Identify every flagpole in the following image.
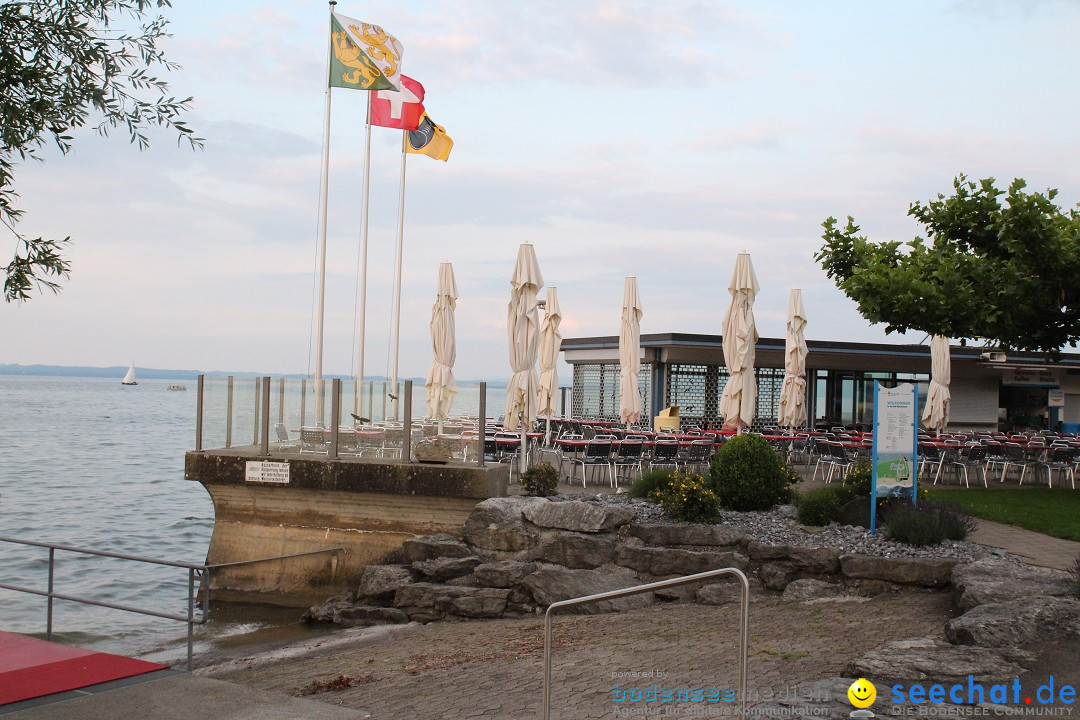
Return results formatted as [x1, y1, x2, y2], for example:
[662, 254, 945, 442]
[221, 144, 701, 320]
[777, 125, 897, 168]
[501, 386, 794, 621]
[389, 127, 408, 420]
[314, 0, 337, 426]
[355, 100, 373, 416]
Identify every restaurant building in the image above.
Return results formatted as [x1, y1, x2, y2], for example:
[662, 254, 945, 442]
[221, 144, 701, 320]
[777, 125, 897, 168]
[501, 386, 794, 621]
[561, 333, 1080, 433]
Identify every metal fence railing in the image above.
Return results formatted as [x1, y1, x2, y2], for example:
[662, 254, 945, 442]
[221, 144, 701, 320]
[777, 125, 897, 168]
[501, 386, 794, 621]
[541, 567, 750, 720]
[0, 536, 344, 671]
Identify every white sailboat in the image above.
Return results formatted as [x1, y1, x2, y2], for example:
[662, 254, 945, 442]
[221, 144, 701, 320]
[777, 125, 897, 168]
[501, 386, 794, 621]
[121, 362, 138, 386]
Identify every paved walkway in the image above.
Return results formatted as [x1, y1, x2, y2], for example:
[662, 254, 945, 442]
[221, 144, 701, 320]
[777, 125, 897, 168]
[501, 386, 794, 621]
[969, 518, 1080, 570]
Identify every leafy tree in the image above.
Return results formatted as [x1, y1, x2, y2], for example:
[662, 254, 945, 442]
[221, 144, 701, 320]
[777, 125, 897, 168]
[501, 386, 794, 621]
[816, 176, 1080, 356]
[1, 0, 201, 302]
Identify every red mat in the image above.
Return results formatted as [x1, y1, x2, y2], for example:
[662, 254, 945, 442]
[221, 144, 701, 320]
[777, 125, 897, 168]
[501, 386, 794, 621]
[0, 631, 169, 705]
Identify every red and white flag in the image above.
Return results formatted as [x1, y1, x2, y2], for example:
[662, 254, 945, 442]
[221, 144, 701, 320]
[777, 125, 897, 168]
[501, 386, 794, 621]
[369, 75, 425, 130]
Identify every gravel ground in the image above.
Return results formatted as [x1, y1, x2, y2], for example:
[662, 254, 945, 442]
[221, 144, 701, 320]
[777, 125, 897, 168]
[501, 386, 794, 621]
[554, 492, 1020, 564]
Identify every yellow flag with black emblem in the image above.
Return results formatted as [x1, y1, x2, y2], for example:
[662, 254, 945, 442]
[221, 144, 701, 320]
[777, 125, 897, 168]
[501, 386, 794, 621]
[406, 114, 453, 161]
[329, 13, 402, 91]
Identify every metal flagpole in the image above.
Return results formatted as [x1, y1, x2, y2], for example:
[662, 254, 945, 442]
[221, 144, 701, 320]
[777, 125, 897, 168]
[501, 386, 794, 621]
[388, 127, 408, 420]
[314, 0, 337, 425]
[355, 100, 373, 416]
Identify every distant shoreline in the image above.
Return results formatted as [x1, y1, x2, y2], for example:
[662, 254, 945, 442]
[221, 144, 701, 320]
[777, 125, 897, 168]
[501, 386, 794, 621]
[0, 364, 507, 384]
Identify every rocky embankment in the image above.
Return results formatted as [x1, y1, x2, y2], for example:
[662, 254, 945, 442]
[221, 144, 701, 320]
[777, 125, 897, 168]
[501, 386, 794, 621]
[304, 494, 1080, 716]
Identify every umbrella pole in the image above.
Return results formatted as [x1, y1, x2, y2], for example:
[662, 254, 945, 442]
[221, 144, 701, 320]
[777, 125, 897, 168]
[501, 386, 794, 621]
[520, 416, 528, 476]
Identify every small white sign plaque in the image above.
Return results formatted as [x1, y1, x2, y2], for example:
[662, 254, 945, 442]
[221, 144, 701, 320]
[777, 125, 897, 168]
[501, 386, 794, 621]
[245, 460, 290, 484]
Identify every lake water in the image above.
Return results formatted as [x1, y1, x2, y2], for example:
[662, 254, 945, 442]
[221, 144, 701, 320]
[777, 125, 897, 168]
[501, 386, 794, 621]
[0, 375, 509, 664]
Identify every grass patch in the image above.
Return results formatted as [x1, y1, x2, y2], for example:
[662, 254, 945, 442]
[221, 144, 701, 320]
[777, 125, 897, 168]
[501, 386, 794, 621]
[924, 486, 1080, 541]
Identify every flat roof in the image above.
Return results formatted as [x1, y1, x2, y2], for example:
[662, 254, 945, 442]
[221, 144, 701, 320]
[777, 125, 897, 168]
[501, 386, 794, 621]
[561, 332, 1080, 368]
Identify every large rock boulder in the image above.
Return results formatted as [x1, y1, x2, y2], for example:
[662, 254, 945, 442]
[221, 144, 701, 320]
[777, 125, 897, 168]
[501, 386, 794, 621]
[534, 531, 619, 569]
[616, 545, 747, 576]
[302, 589, 356, 624]
[357, 564, 414, 604]
[747, 542, 841, 574]
[945, 597, 1080, 648]
[411, 556, 482, 582]
[520, 564, 651, 614]
[332, 605, 410, 627]
[758, 562, 800, 591]
[840, 554, 955, 588]
[843, 638, 1035, 682]
[463, 496, 547, 553]
[627, 524, 744, 547]
[952, 558, 1075, 610]
[522, 500, 635, 533]
[781, 579, 855, 604]
[393, 582, 510, 621]
[469, 560, 538, 588]
[401, 533, 474, 563]
[695, 577, 761, 606]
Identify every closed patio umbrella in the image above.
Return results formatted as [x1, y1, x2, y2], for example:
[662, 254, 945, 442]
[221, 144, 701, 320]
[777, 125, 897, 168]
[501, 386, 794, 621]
[922, 335, 951, 431]
[719, 252, 759, 432]
[537, 286, 562, 443]
[426, 262, 458, 425]
[505, 244, 544, 473]
[619, 277, 643, 427]
[777, 288, 808, 429]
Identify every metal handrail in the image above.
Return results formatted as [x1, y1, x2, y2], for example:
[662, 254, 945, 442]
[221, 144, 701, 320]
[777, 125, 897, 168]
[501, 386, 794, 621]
[541, 567, 750, 720]
[0, 536, 345, 671]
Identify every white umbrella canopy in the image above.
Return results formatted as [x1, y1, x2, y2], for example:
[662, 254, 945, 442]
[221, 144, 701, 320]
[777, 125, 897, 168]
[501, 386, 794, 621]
[505, 244, 544, 432]
[425, 262, 458, 420]
[922, 335, 952, 431]
[719, 252, 760, 431]
[537, 286, 562, 420]
[777, 288, 808, 429]
[619, 277, 643, 426]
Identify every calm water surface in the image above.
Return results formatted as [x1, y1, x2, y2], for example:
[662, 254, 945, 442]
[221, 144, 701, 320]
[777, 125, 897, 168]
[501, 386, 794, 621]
[0, 375, 509, 664]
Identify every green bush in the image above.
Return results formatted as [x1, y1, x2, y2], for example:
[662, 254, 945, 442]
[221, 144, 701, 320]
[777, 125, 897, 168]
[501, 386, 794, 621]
[708, 434, 794, 511]
[654, 470, 722, 523]
[627, 469, 676, 499]
[518, 462, 559, 497]
[795, 486, 848, 526]
[881, 499, 977, 546]
[840, 460, 873, 500]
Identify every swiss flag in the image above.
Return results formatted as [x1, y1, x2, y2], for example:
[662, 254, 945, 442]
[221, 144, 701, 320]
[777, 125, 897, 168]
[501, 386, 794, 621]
[369, 75, 425, 130]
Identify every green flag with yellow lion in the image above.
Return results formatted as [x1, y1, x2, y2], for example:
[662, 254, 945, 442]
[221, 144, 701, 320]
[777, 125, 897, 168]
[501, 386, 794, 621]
[329, 13, 402, 92]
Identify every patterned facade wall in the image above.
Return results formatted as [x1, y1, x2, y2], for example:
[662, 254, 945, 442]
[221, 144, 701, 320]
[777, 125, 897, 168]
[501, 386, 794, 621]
[666, 364, 785, 428]
[572, 362, 783, 427]
[572, 363, 652, 422]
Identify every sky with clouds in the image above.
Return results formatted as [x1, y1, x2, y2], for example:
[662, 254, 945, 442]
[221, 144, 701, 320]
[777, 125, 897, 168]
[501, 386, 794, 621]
[4, 0, 1080, 382]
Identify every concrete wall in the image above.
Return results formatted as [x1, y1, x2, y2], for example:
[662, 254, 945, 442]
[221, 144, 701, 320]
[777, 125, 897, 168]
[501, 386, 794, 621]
[185, 452, 509, 606]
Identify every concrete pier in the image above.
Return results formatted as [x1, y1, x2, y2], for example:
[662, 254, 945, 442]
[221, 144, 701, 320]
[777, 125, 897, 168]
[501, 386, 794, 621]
[185, 450, 508, 606]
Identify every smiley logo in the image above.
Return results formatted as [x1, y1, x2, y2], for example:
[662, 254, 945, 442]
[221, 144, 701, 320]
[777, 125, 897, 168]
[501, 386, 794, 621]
[847, 678, 876, 708]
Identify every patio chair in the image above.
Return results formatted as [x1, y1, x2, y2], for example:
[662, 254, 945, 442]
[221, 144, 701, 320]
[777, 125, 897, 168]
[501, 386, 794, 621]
[381, 427, 405, 459]
[355, 427, 386, 457]
[1000, 443, 1033, 484]
[551, 434, 583, 482]
[917, 443, 944, 484]
[299, 426, 328, 455]
[274, 422, 299, 452]
[680, 439, 715, 474]
[823, 442, 853, 483]
[649, 440, 680, 472]
[1034, 446, 1075, 489]
[572, 440, 613, 487]
[336, 426, 359, 455]
[939, 445, 987, 488]
[610, 441, 645, 488]
[982, 441, 1007, 479]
